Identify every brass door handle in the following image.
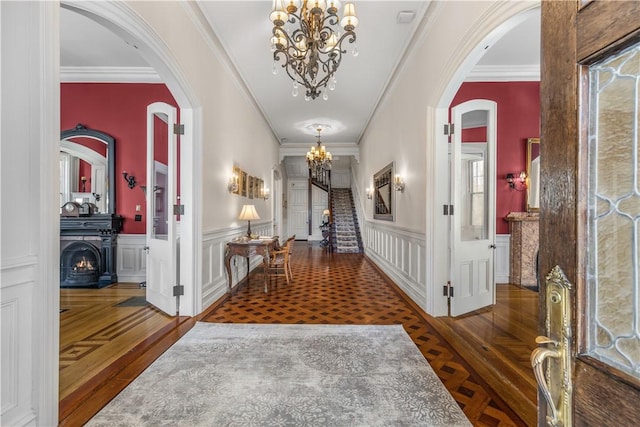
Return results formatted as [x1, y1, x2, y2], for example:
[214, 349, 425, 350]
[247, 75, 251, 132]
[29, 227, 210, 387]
[531, 338, 561, 425]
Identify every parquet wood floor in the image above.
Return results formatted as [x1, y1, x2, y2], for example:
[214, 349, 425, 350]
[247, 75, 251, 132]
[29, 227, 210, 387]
[203, 243, 536, 426]
[59, 242, 538, 426]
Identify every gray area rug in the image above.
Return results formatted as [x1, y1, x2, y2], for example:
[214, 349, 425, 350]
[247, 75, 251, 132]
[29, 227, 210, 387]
[88, 323, 470, 426]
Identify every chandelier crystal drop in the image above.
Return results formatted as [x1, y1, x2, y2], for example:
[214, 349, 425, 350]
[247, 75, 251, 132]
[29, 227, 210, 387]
[270, 0, 359, 100]
[306, 127, 332, 170]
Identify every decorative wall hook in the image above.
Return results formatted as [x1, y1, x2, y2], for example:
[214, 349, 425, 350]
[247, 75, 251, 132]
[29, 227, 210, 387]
[122, 171, 136, 189]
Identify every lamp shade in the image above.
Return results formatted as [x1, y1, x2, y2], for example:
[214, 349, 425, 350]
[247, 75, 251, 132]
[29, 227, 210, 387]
[238, 205, 260, 221]
[323, 209, 330, 216]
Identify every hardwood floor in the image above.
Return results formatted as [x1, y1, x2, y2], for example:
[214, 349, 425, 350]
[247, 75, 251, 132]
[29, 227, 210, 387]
[59, 242, 538, 426]
[59, 284, 194, 425]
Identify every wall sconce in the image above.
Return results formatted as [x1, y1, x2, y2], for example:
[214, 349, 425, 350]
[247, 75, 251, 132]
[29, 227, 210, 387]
[122, 171, 136, 189]
[365, 187, 373, 199]
[228, 173, 239, 193]
[506, 171, 527, 191]
[81, 176, 87, 192]
[262, 188, 270, 200]
[393, 175, 405, 192]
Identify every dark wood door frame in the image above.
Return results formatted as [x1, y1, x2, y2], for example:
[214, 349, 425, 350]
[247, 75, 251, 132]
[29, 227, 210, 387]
[540, 1, 640, 425]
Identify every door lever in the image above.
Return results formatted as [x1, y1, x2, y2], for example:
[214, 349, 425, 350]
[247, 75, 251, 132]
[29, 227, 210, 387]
[529, 266, 573, 427]
[489, 244, 497, 249]
[143, 245, 149, 254]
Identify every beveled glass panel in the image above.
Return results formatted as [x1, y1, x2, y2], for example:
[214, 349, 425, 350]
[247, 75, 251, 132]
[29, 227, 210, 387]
[587, 42, 640, 377]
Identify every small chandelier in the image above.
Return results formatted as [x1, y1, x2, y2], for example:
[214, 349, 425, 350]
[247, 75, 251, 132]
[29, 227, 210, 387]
[270, 0, 359, 101]
[306, 127, 332, 170]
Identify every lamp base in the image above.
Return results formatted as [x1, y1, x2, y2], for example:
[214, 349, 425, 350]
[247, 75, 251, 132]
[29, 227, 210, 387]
[246, 220, 252, 238]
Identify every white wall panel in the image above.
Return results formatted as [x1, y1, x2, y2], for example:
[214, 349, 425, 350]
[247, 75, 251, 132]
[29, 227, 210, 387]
[362, 220, 427, 310]
[117, 234, 147, 283]
[1, 262, 37, 426]
[495, 234, 510, 283]
[201, 222, 273, 310]
[331, 170, 351, 188]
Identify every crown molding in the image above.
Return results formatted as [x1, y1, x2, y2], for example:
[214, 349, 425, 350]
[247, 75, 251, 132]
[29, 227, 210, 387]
[60, 66, 161, 83]
[465, 64, 540, 82]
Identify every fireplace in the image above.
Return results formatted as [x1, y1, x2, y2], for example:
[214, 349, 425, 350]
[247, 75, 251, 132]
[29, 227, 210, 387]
[60, 214, 123, 288]
[61, 241, 101, 287]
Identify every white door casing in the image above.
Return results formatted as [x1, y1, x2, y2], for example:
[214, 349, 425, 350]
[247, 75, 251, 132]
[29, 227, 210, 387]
[450, 99, 497, 316]
[146, 102, 178, 316]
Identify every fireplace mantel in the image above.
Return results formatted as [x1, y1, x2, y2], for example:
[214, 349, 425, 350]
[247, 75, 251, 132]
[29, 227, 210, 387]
[505, 212, 539, 289]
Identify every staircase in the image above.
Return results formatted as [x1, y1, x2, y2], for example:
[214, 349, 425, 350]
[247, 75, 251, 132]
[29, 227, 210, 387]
[330, 188, 363, 253]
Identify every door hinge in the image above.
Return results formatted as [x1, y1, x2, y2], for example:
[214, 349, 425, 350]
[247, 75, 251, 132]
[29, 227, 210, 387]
[173, 124, 184, 135]
[173, 285, 184, 296]
[443, 281, 454, 298]
[444, 123, 454, 136]
[173, 204, 184, 215]
[443, 204, 454, 215]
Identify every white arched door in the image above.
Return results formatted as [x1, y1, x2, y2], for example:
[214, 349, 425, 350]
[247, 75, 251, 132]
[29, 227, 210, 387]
[146, 101, 179, 315]
[450, 99, 497, 316]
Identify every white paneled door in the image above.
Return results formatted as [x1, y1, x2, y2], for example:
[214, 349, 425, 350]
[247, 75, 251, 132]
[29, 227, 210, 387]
[146, 102, 178, 316]
[289, 180, 308, 240]
[450, 100, 497, 316]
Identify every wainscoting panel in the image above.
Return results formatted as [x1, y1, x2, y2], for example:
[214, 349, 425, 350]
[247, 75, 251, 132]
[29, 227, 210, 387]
[201, 222, 273, 310]
[362, 221, 427, 307]
[495, 234, 510, 284]
[0, 259, 37, 426]
[116, 234, 147, 284]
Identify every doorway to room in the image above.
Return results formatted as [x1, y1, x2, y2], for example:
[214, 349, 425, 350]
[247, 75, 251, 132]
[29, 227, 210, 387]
[58, 2, 200, 421]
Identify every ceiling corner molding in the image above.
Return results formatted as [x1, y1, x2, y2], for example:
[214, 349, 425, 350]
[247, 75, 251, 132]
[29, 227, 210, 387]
[60, 66, 161, 83]
[465, 64, 540, 82]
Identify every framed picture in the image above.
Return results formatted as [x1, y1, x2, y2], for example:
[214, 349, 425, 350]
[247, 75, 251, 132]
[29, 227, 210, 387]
[248, 176, 255, 199]
[240, 171, 248, 197]
[254, 178, 261, 200]
[373, 162, 394, 221]
[232, 166, 241, 195]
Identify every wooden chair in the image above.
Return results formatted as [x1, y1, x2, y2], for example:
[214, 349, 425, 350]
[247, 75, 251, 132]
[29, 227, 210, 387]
[267, 235, 295, 286]
[286, 235, 295, 281]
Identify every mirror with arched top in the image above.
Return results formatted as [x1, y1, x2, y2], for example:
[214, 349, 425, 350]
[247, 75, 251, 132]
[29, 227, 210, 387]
[60, 124, 116, 214]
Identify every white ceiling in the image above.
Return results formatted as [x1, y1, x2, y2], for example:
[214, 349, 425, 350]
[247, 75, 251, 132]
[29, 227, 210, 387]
[60, 1, 540, 175]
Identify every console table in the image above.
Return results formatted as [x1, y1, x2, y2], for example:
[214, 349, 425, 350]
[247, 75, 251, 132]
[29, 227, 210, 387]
[224, 237, 279, 293]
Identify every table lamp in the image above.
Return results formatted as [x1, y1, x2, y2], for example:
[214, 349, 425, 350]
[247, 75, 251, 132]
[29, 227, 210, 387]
[238, 204, 260, 237]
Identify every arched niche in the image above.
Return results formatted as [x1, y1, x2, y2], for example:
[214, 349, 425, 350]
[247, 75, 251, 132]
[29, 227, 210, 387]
[61, 123, 116, 214]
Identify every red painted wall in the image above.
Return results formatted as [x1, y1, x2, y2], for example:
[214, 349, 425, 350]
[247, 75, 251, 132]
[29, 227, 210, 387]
[61, 83, 178, 234]
[450, 82, 540, 234]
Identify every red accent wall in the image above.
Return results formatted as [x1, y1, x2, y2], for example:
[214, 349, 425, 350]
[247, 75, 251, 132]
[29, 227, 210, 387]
[61, 83, 178, 234]
[450, 82, 540, 234]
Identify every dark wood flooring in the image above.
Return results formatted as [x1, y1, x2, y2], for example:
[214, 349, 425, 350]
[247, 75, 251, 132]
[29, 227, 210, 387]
[60, 242, 538, 426]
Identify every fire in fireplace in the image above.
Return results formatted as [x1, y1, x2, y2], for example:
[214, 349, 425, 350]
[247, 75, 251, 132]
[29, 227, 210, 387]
[60, 241, 101, 287]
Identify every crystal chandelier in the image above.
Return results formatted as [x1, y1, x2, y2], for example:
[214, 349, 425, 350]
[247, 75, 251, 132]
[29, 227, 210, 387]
[270, 0, 359, 101]
[306, 127, 332, 169]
